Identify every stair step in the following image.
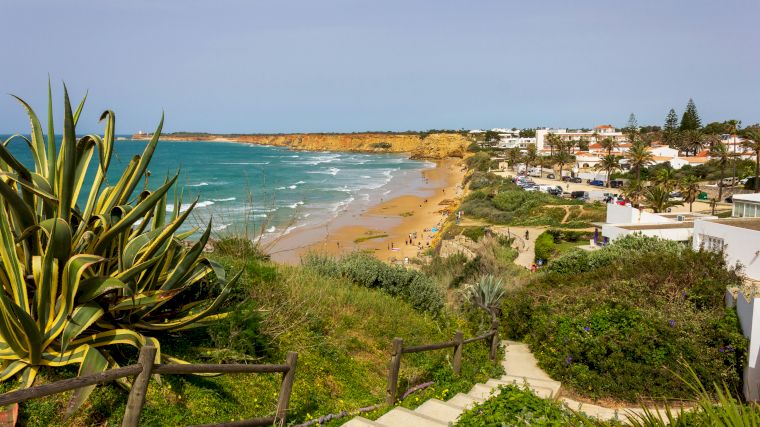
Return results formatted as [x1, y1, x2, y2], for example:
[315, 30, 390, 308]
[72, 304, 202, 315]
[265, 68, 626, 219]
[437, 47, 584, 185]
[494, 375, 562, 397]
[415, 398, 464, 423]
[341, 416, 384, 426]
[467, 383, 498, 400]
[446, 392, 481, 409]
[561, 398, 625, 421]
[376, 407, 447, 427]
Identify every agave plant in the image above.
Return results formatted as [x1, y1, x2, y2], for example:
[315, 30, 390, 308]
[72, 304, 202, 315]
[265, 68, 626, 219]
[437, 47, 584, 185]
[0, 84, 239, 414]
[465, 274, 505, 323]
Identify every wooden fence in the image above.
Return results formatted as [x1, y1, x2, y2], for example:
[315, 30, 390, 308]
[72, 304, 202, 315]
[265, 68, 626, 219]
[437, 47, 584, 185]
[386, 320, 499, 405]
[0, 345, 298, 427]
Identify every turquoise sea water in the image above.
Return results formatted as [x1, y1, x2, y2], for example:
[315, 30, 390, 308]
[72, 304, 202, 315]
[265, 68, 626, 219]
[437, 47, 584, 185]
[1, 136, 430, 236]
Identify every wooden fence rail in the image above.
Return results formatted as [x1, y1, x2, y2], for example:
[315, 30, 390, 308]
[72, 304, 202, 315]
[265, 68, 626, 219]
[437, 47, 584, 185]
[386, 320, 500, 405]
[0, 345, 298, 427]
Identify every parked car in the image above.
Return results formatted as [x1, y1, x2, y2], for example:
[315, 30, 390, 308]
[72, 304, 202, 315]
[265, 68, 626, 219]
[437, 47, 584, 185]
[589, 180, 606, 187]
[571, 177, 583, 183]
[547, 173, 556, 179]
[571, 191, 589, 201]
[719, 177, 736, 187]
[669, 191, 684, 202]
[561, 176, 573, 182]
[610, 179, 627, 189]
[547, 186, 563, 196]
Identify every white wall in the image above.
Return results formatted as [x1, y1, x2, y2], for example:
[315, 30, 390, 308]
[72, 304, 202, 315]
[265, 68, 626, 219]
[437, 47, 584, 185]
[693, 220, 760, 281]
[605, 204, 675, 225]
[729, 291, 760, 401]
[602, 225, 693, 242]
[649, 146, 679, 158]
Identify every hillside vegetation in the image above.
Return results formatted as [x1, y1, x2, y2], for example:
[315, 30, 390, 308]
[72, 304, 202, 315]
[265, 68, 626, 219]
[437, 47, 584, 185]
[12, 245, 501, 426]
[503, 236, 746, 402]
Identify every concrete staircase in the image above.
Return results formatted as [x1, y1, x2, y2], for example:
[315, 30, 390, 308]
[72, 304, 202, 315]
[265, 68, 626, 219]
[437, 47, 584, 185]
[341, 340, 686, 426]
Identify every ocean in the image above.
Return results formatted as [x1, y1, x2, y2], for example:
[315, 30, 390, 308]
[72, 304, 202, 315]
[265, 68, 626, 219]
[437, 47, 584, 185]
[1, 136, 432, 237]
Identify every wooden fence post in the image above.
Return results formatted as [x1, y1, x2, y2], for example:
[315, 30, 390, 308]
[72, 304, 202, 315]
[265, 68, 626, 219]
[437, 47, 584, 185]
[122, 344, 156, 427]
[386, 338, 403, 406]
[275, 351, 298, 426]
[490, 319, 500, 361]
[452, 331, 463, 375]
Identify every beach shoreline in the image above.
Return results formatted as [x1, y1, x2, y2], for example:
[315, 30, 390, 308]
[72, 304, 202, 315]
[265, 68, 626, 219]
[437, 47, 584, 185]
[265, 158, 465, 264]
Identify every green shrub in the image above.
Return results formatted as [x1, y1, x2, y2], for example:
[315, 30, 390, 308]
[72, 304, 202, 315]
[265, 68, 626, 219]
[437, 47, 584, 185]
[455, 384, 595, 426]
[465, 152, 492, 172]
[503, 236, 747, 402]
[371, 142, 392, 149]
[534, 232, 556, 262]
[303, 252, 444, 315]
[462, 226, 486, 242]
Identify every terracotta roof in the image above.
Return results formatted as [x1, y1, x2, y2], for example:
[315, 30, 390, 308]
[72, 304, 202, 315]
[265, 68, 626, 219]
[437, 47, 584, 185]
[682, 156, 710, 163]
[595, 125, 614, 129]
[652, 156, 676, 162]
[696, 150, 710, 157]
[588, 143, 602, 149]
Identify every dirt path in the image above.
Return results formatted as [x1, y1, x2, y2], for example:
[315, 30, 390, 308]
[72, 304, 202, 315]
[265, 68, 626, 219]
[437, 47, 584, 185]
[490, 225, 545, 269]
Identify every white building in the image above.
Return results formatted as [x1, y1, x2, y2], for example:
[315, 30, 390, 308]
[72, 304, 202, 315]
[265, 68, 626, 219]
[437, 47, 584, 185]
[595, 204, 716, 245]
[535, 125, 627, 153]
[733, 193, 760, 218]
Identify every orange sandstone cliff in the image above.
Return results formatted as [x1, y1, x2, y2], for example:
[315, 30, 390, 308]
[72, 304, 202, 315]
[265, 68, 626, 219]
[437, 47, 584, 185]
[130, 132, 471, 159]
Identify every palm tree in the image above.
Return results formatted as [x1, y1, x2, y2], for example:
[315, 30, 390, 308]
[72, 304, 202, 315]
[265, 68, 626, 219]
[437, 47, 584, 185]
[680, 129, 705, 156]
[506, 148, 523, 172]
[651, 168, 678, 191]
[680, 175, 701, 212]
[553, 150, 573, 182]
[709, 141, 732, 201]
[524, 144, 538, 173]
[626, 141, 654, 182]
[595, 154, 620, 188]
[743, 129, 760, 193]
[600, 137, 619, 156]
[577, 136, 589, 152]
[621, 180, 645, 207]
[546, 133, 561, 156]
[642, 185, 683, 213]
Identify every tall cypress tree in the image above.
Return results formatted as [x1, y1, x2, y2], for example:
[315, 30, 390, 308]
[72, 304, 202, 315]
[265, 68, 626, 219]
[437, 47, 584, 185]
[680, 99, 702, 131]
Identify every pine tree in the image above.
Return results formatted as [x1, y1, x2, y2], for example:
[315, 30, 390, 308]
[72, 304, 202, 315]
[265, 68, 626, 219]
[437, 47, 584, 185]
[663, 108, 679, 146]
[664, 109, 679, 132]
[625, 113, 639, 144]
[680, 98, 702, 131]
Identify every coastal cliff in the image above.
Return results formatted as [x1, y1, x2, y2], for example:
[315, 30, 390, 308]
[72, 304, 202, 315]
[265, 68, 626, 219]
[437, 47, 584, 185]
[130, 132, 471, 159]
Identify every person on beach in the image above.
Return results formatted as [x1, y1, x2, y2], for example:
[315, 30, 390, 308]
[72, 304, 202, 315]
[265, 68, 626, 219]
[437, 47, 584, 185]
[525, 230, 530, 240]
[530, 263, 537, 273]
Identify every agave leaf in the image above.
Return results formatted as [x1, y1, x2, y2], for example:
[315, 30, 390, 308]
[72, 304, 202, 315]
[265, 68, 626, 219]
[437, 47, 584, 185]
[110, 288, 185, 311]
[77, 277, 132, 303]
[33, 254, 59, 331]
[46, 79, 56, 185]
[65, 345, 107, 418]
[160, 221, 212, 291]
[0, 360, 27, 382]
[134, 271, 239, 331]
[56, 85, 77, 219]
[72, 90, 87, 126]
[10, 95, 48, 175]
[93, 175, 178, 253]
[60, 303, 104, 353]
[117, 113, 163, 206]
[43, 255, 102, 347]
[38, 218, 72, 259]
[40, 345, 89, 366]
[79, 111, 115, 228]
[19, 365, 38, 388]
[0, 194, 30, 311]
[134, 199, 197, 266]
[70, 328, 149, 349]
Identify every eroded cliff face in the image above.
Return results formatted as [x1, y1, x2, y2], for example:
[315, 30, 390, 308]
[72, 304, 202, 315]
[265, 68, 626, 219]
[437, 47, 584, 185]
[131, 132, 471, 159]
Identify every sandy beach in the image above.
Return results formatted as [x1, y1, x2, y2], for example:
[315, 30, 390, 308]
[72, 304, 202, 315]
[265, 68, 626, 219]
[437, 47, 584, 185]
[267, 158, 465, 264]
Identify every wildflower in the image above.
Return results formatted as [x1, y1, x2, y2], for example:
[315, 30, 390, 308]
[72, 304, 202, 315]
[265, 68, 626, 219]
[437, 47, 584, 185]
[726, 345, 734, 352]
[583, 326, 590, 333]
[564, 355, 573, 366]
[668, 319, 675, 327]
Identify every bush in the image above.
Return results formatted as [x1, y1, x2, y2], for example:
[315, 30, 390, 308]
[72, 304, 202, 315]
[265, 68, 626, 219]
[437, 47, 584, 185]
[465, 152, 492, 172]
[371, 141, 392, 149]
[533, 232, 556, 262]
[462, 226, 486, 242]
[302, 252, 445, 315]
[455, 385, 594, 426]
[503, 236, 747, 402]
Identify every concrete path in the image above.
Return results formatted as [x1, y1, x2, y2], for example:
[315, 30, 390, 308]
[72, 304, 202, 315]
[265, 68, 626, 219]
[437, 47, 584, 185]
[341, 341, 686, 426]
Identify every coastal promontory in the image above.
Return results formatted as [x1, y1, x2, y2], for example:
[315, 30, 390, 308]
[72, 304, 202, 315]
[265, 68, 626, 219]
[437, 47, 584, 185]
[130, 131, 471, 159]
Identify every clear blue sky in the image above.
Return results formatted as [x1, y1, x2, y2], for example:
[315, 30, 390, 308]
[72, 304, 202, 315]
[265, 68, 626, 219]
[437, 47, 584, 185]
[1, 0, 758, 134]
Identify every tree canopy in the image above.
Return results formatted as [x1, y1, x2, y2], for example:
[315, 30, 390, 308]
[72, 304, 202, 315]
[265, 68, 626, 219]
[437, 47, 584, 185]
[680, 98, 702, 131]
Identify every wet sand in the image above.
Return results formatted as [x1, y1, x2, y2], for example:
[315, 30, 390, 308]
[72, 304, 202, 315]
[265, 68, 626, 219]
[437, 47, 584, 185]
[267, 158, 465, 264]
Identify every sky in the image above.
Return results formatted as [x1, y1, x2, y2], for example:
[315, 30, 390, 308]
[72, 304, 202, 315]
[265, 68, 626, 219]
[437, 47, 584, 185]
[1, 0, 758, 134]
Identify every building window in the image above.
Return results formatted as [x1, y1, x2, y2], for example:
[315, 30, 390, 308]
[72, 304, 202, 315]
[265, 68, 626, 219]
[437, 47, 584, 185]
[701, 234, 724, 252]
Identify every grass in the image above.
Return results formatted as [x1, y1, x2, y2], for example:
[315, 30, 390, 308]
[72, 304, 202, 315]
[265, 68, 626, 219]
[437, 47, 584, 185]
[11, 251, 502, 426]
